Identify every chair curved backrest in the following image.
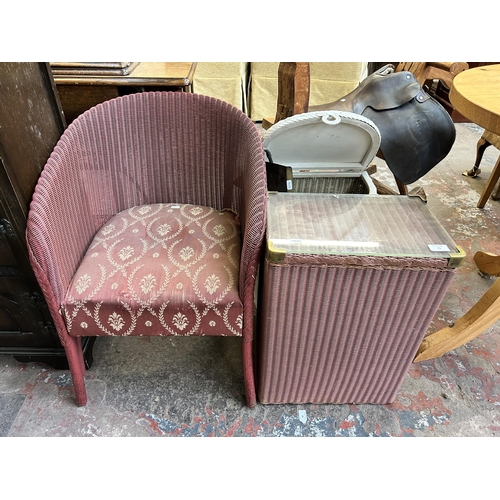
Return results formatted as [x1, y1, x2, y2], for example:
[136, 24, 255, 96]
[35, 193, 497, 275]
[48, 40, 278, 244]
[26, 91, 267, 407]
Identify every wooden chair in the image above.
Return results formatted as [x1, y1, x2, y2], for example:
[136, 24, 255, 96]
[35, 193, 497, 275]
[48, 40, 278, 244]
[395, 62, 468, 91]
[26, 92, 267, 407]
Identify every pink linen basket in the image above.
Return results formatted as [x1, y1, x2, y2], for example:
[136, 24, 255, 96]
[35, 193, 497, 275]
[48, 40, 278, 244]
[258, 193, 464, 405]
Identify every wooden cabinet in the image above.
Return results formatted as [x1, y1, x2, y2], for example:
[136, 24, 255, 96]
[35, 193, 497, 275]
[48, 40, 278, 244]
[0, 62, 94, 368]
[52, 62, 197, 123]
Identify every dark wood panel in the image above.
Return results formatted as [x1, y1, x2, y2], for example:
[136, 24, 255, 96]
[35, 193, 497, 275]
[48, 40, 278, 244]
[0, 277, 51, 345]
[56, 84, 121, 124]
[0, 63, 95, 368]
[0, 63, 66, 219]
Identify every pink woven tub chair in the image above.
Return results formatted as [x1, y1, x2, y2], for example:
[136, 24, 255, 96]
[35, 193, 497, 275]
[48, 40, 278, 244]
[26, 92, 267, 407]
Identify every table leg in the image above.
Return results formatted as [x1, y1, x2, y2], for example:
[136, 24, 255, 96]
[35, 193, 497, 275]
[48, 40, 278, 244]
[477, 154, 500, 207]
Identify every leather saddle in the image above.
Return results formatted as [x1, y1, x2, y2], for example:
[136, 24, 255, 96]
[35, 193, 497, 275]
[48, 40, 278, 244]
[310, 64, 456, 185]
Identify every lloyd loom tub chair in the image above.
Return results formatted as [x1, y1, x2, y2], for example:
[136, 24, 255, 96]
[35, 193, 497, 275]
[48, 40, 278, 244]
[26, 91, 267, 407]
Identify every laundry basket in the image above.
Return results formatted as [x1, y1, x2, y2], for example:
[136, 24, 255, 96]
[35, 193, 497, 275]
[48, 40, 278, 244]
[258, 193, 465, 404]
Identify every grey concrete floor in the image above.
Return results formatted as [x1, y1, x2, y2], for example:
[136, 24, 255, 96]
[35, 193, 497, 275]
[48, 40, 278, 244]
[2, 122, 500, 441]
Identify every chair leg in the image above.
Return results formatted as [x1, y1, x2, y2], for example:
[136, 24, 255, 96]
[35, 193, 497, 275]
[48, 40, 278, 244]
[464, 136, 491, 177]
[492, 183, 500, 201]
[395, 177, 408, 195]
[242, 339, 257, 408]
[64, 336, 88, 406]
[477, 154, 500, 208]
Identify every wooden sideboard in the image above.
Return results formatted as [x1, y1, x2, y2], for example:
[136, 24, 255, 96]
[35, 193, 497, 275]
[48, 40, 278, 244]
[52, 62, 197, 123]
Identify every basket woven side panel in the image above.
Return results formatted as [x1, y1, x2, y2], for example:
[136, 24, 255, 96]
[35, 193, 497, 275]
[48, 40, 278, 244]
[293, 176, 368, 194]
[258, 261, 455, 404]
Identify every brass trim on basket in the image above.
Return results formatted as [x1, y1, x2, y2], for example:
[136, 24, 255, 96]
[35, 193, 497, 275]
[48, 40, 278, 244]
[266, 241, 287, 263]
[448, 246, 466, 268]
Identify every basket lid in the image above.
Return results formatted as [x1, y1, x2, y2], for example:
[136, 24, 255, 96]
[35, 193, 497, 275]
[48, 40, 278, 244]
[266, 193, 465, 267]
[262, 111, 381, 174]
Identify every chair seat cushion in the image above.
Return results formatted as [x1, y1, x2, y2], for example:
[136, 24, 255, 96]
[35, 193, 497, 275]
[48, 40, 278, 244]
[61, 203, 243, 337]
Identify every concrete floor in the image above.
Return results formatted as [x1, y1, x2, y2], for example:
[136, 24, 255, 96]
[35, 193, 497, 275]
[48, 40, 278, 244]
[2, 121, 500, 438]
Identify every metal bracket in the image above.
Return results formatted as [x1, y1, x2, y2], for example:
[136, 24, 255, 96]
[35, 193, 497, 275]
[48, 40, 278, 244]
[266, 241, 287, 263]
[448, 246, 466, 268]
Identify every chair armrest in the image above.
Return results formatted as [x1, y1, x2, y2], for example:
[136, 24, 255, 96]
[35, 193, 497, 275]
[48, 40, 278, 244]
[427, 62, 469, 75]
[27, 169, 107, 309]
[229, 118, 267, 300]
[396, 62, 469, 88]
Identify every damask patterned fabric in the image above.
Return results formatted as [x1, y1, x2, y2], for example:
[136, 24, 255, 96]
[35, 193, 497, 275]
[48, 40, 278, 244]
[60, 203, 243, 338]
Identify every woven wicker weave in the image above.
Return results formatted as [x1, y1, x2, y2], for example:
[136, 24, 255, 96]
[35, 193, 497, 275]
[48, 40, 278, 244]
[26, 92, 267, 407]
[292, 176, 370, 194]
[259, 259, 454, 404]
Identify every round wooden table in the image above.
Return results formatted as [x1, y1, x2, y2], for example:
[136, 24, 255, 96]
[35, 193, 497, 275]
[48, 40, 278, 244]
[450, 64, 500, 208]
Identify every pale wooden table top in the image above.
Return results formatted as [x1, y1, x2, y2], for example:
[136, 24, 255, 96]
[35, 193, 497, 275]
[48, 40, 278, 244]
[54, 62, 197, 87]
[450, 64, 500, 135]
